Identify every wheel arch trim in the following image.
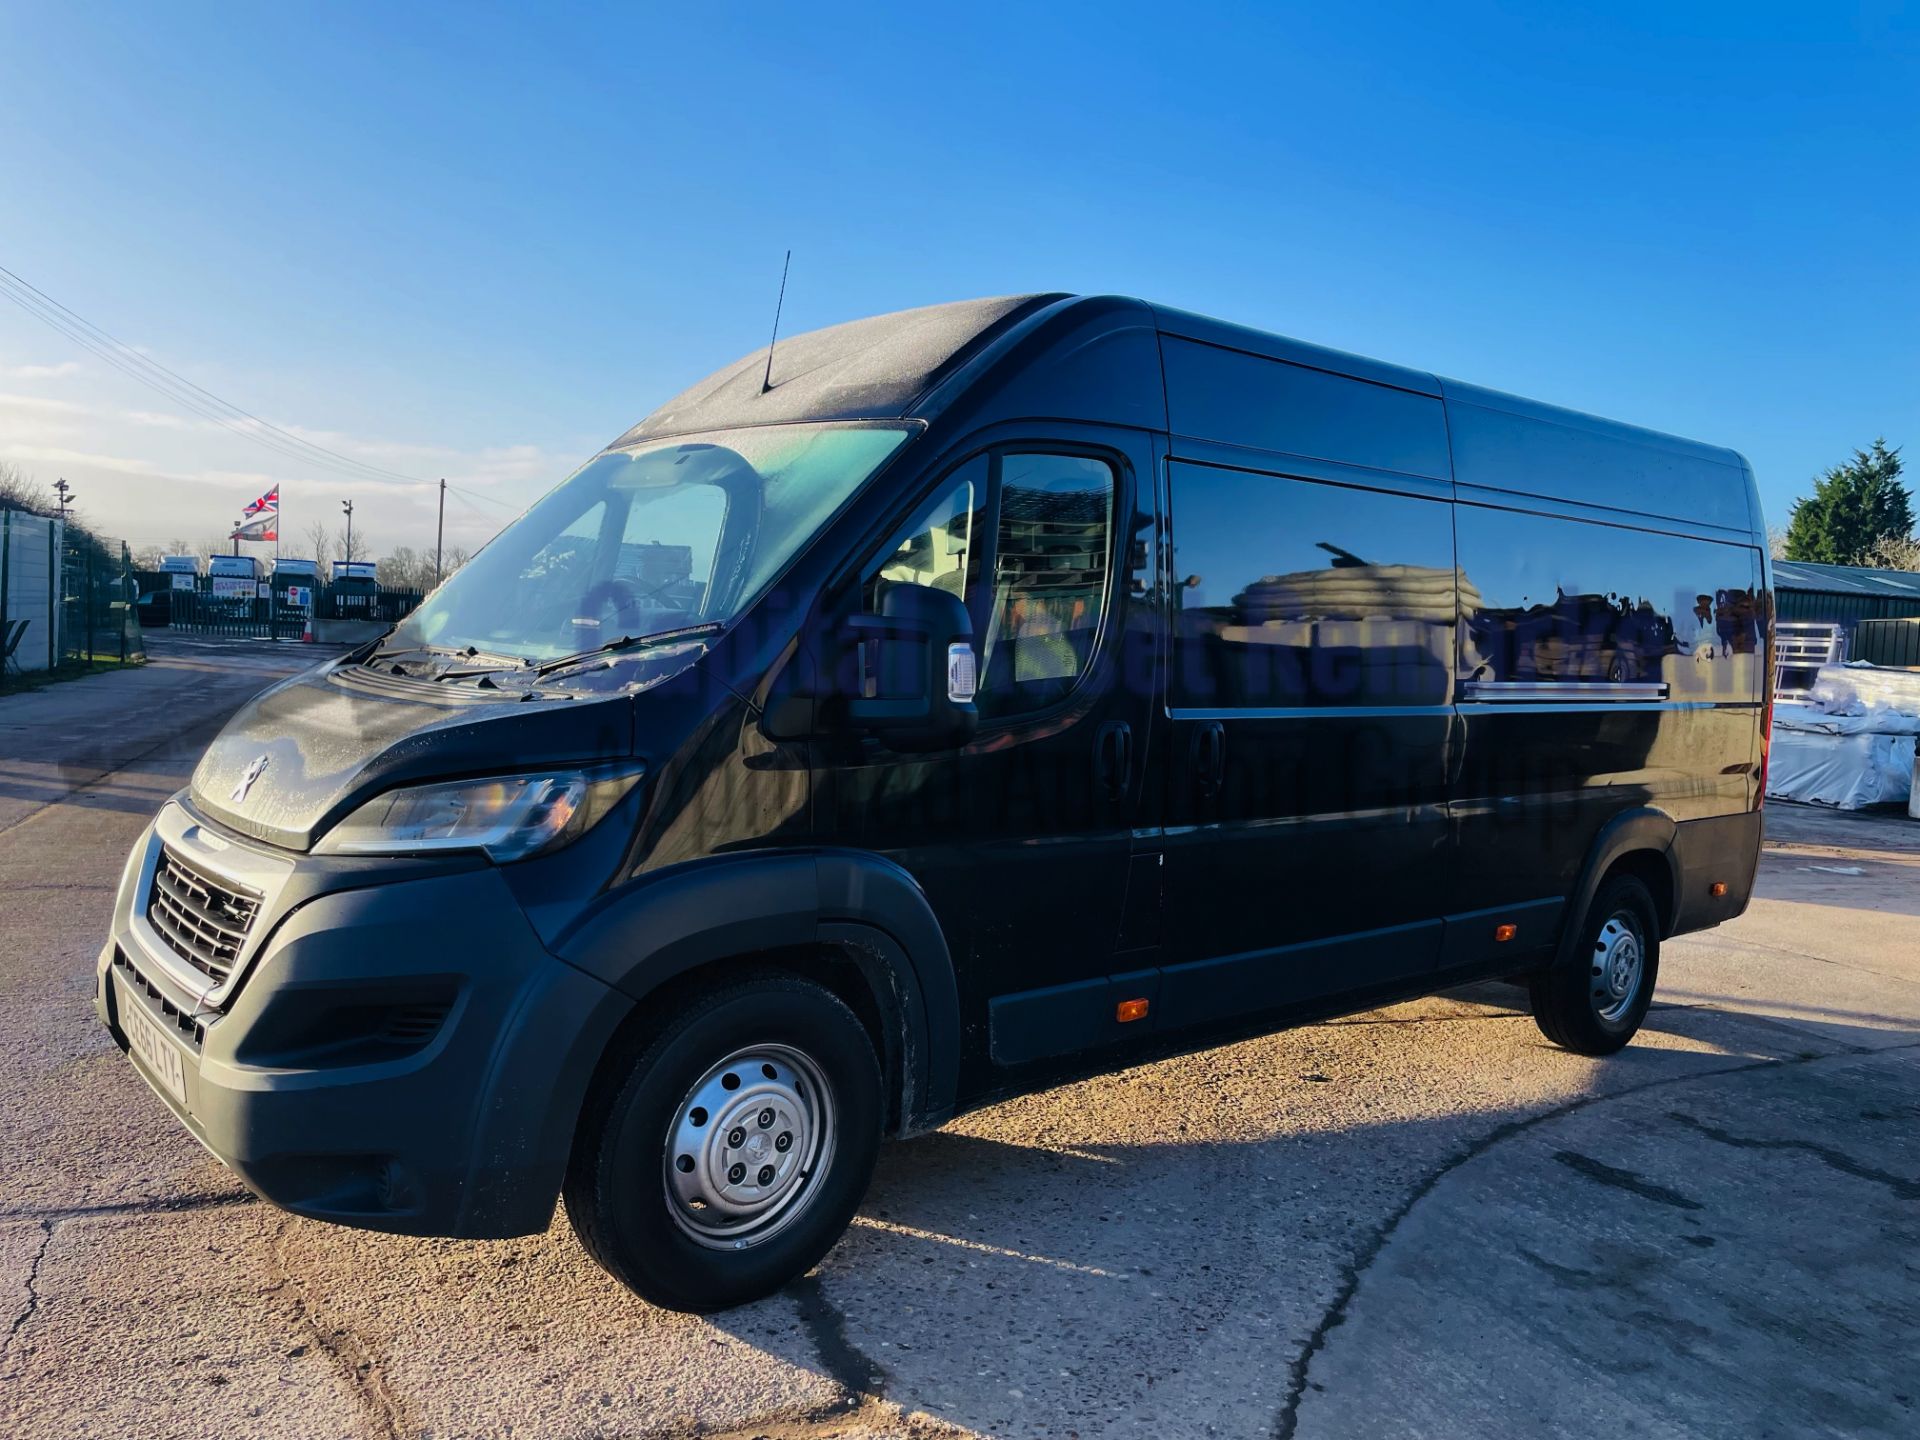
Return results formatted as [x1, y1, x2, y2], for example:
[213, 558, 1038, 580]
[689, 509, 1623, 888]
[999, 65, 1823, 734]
[1556, 807, 1680, 968]
[555, 849, 960, 1132]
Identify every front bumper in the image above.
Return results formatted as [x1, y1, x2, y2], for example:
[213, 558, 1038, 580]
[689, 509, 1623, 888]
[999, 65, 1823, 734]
[96, 799, 632, 1237]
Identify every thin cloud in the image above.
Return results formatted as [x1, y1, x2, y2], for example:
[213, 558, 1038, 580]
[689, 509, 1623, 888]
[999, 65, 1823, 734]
[0, 360, 82, 380]
[1, 444, 174, 478]
[0, 370, 566, 549]
[124, 408, 203, 431]
[0, 390, 88, 414]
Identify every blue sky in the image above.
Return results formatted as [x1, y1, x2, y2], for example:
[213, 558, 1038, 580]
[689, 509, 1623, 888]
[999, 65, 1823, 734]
[0, 2, 1914, 555]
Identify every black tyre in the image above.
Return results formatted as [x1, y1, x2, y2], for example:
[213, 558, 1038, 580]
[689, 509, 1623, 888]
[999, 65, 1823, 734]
[565, 973, 882, 1312]
[1529, 874, 1660, 1056]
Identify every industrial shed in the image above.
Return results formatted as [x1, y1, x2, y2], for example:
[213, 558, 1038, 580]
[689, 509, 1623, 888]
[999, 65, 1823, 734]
[1774, 560, 1920, 628]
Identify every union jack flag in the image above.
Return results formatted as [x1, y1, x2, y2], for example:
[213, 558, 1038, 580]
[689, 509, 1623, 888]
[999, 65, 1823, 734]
[243, 484, 279, 517]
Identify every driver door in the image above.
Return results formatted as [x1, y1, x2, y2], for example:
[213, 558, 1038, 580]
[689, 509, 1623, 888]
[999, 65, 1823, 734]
[816, 431, 1161, 1093]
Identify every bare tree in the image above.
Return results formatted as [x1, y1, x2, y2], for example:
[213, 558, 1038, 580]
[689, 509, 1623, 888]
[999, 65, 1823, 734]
[377, 545, 469, 590]
[1767, 524, 1790, 560]
[0, 460, 50, 515]
[378, 546, 432, 589]
[303, 519, 333, 564]
[1864, 531, 1920, 572]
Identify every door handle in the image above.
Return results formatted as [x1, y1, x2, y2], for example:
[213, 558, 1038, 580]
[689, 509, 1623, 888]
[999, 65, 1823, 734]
[1191, 721, 1225, 800]
[1096, 720, 1133, 802]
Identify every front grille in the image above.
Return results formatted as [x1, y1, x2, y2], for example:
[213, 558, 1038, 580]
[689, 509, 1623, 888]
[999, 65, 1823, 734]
[111, 948, 206, 1048]
[147, 848, 261, 984]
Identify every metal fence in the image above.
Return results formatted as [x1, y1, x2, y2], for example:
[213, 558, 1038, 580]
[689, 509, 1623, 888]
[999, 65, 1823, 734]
[1, 510, 59, 682]
[158, 583, 425, 639]
[166, 591, 310, 640]
[1, 512, 143, 690]
[61, 531, 143, 671]
[1854, 617, 1920, 669]
[318, 585, 425, 623]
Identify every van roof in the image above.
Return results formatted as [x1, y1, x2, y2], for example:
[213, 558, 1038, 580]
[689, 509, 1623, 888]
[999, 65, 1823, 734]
[614, 294, 1749, 526]
[616, 294, 1067, 445]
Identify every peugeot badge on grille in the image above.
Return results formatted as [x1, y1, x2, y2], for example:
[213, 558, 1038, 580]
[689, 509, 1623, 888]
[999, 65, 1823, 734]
[230, 753, 270, 805]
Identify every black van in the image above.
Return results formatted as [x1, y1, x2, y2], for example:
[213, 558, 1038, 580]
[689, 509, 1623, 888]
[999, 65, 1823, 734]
[96, 295, 1773, 1311]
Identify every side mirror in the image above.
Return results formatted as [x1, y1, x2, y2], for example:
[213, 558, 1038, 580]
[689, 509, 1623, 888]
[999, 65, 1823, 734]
[842, 582, 978, 752]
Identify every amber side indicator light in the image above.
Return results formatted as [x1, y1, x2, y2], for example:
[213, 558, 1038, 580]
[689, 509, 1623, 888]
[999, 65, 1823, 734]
[1711, 882, 1728, 897]
[1493, 923, 1517, 943]
[1116, 998, 1150, 1023]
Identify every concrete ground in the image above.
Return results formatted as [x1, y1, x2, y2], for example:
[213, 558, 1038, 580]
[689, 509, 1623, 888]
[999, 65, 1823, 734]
[1, 636, 1915, 1439]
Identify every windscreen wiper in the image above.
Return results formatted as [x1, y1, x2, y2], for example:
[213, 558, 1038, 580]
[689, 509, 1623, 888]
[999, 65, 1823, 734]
[369, 644, 533, 681]
[535, 621, 728, 677]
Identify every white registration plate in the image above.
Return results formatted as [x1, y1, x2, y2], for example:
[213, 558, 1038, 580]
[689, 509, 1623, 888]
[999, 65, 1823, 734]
[125, 1000, 189, 1107]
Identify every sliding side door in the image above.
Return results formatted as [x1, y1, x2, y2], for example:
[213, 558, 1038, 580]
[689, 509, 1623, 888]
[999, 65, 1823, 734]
[1156, 459, 1457, 1028]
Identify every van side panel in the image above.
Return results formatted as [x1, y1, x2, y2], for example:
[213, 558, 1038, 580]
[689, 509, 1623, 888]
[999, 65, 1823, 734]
[1161, 338, 1451, 480]
[917, 296, 1168, 435]
[1443, 379, 1754, 533]
[1448, 390, 1767, 931]
[1156, 331, 1460, 1017]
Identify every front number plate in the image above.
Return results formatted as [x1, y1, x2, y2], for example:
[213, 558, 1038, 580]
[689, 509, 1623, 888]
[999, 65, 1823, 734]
[125, 1001, 188, 1107]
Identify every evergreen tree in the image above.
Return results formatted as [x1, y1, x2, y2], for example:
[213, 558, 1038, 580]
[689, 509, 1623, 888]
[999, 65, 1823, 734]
[1783, 439, 1912, 565]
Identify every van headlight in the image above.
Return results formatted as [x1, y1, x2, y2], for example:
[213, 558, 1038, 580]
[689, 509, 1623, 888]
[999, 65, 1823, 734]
[314, 766, 643, 862]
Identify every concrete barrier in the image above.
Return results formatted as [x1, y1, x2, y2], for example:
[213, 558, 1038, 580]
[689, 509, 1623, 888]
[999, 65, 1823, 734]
[311, 618, 389, 645]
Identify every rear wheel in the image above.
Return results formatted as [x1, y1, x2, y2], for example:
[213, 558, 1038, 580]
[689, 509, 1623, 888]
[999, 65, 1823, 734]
[565, 973, 882, 1312]
[1530, 874, 1660, 1056]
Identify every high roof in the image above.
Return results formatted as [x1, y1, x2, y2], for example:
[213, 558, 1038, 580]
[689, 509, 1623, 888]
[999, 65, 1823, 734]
[1773, 559, 1920, 599]
[611, 292, 1751, 532]
[615, 294, 1066, 444]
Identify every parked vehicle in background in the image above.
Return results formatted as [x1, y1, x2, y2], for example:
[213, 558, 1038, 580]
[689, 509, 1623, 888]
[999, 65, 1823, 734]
[96, 294, 1772, 1313]
[205, 554, 262, 606]
[269, 558, 320, 609]
[328, 558, 380, 615]
[133, 589, 172, 629]
[158, 555, 200, 591]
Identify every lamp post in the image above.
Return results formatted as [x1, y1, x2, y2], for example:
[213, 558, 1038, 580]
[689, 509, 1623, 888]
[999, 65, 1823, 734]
[341, 499, 354, 566]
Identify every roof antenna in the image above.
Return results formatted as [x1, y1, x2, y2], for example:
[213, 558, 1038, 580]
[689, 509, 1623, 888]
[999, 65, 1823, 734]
[761, 249, 791, 394]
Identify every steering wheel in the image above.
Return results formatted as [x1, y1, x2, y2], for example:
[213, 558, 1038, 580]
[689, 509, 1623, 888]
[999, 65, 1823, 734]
[558, 576, 645, 650]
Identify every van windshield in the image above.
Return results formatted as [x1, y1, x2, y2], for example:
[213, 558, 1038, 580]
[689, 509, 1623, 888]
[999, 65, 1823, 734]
[382, 423, 915, 664]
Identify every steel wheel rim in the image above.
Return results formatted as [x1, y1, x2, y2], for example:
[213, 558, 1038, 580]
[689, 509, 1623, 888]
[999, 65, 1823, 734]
[1591, 912, 1644, 1023]
[662, 1043, 836, 1250]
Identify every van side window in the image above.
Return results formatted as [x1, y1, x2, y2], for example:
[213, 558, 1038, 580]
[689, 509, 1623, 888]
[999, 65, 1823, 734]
[978, 454, 1116, 718]
[863, 457, 986, 612]
[1169, 463, 1455, 708]
[1455, 506, 1764, 700]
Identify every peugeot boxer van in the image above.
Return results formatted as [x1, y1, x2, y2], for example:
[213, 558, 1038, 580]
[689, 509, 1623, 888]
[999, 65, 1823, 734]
[97, 295, 1772, 1311]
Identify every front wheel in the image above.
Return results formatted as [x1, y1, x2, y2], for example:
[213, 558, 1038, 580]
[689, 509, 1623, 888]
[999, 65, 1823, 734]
[1530, 874, 1660, 1056]
[565, 973, 882, 1312]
